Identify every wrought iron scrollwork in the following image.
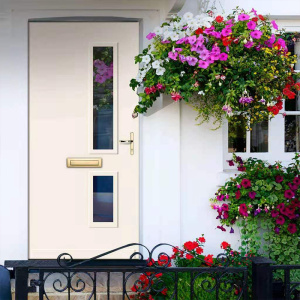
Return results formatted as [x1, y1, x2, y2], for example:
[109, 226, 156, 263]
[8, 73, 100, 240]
[30, 242, 247, 300]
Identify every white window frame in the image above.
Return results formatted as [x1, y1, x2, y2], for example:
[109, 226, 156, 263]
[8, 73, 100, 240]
[223, 19, 300, 170]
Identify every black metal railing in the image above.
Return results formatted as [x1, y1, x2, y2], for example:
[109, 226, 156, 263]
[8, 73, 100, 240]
[271, 265, 300, 300]
[5, 244, 300, 299]
[6, 243, 248, 300]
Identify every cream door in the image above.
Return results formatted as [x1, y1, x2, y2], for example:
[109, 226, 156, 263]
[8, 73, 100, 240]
[29, 22, 139, 259]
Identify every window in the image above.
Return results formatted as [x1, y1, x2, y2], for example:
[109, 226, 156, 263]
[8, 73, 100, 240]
[224, 21, 300, 169]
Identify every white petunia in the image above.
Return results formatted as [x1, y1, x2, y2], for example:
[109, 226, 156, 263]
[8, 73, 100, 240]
[139, 69, 147, 78]
[152, 60, 161, 69]
[154, 26, 163, 35]
[171, 22, 181, 29]
[141, 55, 151, 64]
[169, 32, 180, 41]
[183, 12, 193, 21]
[136, 74, 144, 83]
[187, 19, 198, 30]
[156, 67, 166, 76]
[198, 90, 205, 95]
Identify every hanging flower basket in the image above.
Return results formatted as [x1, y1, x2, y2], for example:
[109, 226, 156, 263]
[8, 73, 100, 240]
[130, 8, 300, 129]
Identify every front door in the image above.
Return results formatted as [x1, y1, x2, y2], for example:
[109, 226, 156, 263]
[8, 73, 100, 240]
[29, 22, 139, 259]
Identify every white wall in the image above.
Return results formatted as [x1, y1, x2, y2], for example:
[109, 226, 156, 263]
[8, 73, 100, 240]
[1, 0, 300, 264]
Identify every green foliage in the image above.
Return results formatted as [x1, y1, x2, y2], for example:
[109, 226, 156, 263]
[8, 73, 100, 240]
[211, 153, 300, 281]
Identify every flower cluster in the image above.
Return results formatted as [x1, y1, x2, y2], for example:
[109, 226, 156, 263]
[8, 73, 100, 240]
[93, 59, 113, 84]
[130, 8, 299, 128]
[212, 153, 300, 235]
[130, 236, 250, 299]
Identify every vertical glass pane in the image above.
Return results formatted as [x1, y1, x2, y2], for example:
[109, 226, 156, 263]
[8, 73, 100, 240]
[93, 176, 113, 222]
[285, 115, 300, 152]
[93, 47, 114, 150]
[250, 121, 268, 152]
[228, 117, 246, 153]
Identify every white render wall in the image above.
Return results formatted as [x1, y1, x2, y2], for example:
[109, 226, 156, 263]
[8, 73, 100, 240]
[1, 0, 300, 264]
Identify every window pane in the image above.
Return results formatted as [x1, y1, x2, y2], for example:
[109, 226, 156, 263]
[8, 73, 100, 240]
[228, 117, 246, 153]
[93, 47, 114, 150]
[285, 92, 300, 111]
[250, 120, 268, 152]
[93, 176, 114, 222]
[286, 33, 300, 70]
[285, 115, 300, 152]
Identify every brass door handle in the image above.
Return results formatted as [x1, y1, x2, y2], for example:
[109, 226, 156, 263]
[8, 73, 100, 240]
[119, 132, 134, 155]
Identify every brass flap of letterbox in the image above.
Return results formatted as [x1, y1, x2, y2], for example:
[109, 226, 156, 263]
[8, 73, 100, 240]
[66, 158, 102, 168]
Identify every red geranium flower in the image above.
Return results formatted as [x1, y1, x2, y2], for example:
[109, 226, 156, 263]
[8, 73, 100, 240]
[204, 254, 214, 265]
[186, 253, 194, 260]
[195, 28, 203, 35]
[161, 288, 168, 295]
[258, 14, 265, 21]
[215, 15, 224, 23]
[198, 237, 206, 243]
[252, 17, 258, 22]
[184, 241, 198, 251]
[221, 241, 231, 249]
[196, 247, 203, 254]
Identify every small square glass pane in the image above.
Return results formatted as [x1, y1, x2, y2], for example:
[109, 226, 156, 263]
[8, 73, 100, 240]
[228, 117, 246, 153]
[250, 120, 268, 152]
[93, 47, 114, 150]
[93, 176, 113, 222]
[285, 115, 300, 152]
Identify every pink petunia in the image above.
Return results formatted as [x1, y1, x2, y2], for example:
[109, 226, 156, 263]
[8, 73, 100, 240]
[179, 54, 186, 63]
[199, 50, 210, 60]
[176, 37, 187, 44]
[186, 56, 198, 66]
[219, 53, 228, 61]
[210, 53, 220, 61]
[271, 20, 278, 30]
[168, 51, 178, 61]
[249, 191, 256, 199]
[247, 21, 256, 30]
[146, 32, 156, 40]
[244, 41, 254, 48]
[284, 189, 295, 199]
[250, 30, 263, 39]
[198, 60, 209, 69]
[238, 14, 250, 21]
[221, 27, 232, 37]
[187, 35, 197, 45]
[287, 223, 297, 234]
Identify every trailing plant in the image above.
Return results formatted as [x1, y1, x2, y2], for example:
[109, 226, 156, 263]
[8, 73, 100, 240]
[130, 8, 300, 129]
[211, 153, 300, 279]
[130, 236, 250, 299]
